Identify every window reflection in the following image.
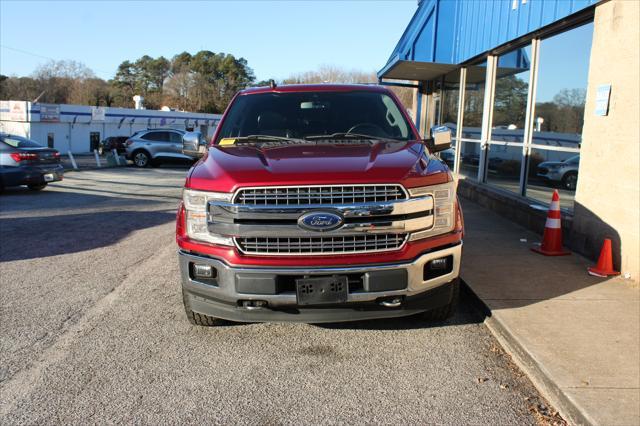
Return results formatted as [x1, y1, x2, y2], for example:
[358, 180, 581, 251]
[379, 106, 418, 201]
[461, 61, 487, 140]
[526, 22, 593, 208]
[458, 141, 482, 178]
[457, 61, 486, 179]
[439, 70, 460, 170]
[486, 45, 531, 192]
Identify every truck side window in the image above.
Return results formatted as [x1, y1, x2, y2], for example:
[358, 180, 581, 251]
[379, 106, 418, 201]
[381, 95, 409, 139]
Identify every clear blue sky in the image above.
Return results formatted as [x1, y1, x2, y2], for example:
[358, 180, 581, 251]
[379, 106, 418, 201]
[0, 0, 416, 81]
[535, 22, 593, 102]
[0, 0, 592, 101]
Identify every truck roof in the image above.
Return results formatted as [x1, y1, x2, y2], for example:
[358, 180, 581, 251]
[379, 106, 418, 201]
[239, 83, 391, 95]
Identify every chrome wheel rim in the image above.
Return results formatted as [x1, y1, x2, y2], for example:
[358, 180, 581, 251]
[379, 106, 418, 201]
[134, 153, 147, 167]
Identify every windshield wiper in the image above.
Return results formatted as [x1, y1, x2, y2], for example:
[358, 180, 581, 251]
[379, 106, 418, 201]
[232, 135, 306, 144]
[305, 132, 399, 141]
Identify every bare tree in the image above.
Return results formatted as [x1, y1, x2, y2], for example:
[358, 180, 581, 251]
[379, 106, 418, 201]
[33, 60, 95, 80]
[284, 64, 376, 85]
[280, 65, 414, 111]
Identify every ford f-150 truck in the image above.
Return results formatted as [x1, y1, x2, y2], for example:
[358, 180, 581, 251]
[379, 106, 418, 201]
[176, 83, 463, 326]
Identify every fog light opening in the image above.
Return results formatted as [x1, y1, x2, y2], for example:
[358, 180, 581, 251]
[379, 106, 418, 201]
[423, 255, 453, 280]
[193, 264, 216, 279]
[430, 258, 448, 270]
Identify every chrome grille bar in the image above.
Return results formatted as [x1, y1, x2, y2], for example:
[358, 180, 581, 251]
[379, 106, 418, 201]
[235, 234, 407, 256]
[234, 185, 407, 206]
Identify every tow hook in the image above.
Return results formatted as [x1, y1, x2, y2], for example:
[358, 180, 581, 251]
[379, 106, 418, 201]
[240, 300, 268, 310]
[379, 297, 403, 308]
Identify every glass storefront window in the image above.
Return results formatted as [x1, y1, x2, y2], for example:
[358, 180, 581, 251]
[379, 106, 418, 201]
[441, 71, 460, 128]
[526, 22, 593, 208]
[528, 148, 579, 209]
[439, 70, 460, 170]
[486, 44, 532, 192]
[457, 62, 486, 179]
[461, 61, 486, 141]
[458, 141, 482, 178]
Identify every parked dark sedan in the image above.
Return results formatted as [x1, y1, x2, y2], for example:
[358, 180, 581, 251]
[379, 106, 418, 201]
[0, 133, 64, 191]
[98, 136, 129, 155]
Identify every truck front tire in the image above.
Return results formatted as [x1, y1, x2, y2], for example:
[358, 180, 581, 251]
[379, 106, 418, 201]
[182, 291, 225, 326]
[415, 278, 459, 322]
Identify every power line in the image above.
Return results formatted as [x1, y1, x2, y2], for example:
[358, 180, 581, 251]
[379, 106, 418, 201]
[0, 44, 114, 78]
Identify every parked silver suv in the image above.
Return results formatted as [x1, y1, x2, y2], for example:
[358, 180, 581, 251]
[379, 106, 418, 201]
[125, 129, 192, 167]
[536, 154, 580, 191]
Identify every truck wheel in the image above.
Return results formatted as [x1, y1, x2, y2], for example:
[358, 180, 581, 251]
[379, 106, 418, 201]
[182, 290, 225, 326]
[562, 172, 578, 191]
[28, 183, 47, 191]
[132, 150, 151, 168]
[416, 278, 459, 322]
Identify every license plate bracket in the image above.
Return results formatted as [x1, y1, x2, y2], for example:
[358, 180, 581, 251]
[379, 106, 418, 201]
[296, 275, 348, 306]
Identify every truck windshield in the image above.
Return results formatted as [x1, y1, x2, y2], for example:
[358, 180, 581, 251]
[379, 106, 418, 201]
[215, 91, 414, 143]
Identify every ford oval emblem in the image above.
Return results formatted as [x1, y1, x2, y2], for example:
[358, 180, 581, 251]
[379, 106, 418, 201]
[298, 211, 344, 232]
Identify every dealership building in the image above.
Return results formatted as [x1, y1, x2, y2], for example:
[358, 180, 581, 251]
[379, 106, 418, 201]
[0, 101, 221, 154]
[380, 0, 638, 281]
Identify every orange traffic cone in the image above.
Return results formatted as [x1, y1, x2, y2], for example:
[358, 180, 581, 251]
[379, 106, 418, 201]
[588, 239, 620, 277]
[531, 190, 570, 256]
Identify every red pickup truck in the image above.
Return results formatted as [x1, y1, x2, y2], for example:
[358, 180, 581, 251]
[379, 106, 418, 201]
[176, 84, 463, 326]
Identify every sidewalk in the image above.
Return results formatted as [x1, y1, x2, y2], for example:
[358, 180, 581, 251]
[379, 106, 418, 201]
[460, 198, 640, 426]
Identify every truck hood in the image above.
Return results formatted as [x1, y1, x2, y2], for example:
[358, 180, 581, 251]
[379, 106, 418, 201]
[187, 141, 451, 192]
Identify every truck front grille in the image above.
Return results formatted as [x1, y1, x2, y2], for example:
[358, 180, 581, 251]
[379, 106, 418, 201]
[235, 234, 407, 255]
[234, 185, 407, 206]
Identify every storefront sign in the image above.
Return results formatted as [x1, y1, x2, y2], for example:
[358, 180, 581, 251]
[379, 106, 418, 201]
[594, 84, 611, 116]
[9, 101, 27, 121]
[40, 104, 60, 122]
[91, 106, 106, 121]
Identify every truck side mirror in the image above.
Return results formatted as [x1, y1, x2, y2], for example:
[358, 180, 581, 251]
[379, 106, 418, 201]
[183, 131, 206, 158]
[424, 125, 452, 152]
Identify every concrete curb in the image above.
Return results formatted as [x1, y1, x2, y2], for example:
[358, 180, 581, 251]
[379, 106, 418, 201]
[63, 166, 126, 172]
[460, 279, 593, 426]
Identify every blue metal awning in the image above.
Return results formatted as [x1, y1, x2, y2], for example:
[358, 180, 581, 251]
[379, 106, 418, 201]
[379, 0, 597, 82]
[378, 58, 456, 82]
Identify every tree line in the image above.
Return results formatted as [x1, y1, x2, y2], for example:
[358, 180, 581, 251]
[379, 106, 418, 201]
[0, 58, 413, 114]
[0, 51, 255, 113]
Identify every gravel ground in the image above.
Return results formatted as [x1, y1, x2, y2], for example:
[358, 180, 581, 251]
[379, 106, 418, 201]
[0, 168, 559, 424]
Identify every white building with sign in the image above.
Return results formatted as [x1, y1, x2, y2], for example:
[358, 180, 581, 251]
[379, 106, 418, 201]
[0, 101, 221, 153]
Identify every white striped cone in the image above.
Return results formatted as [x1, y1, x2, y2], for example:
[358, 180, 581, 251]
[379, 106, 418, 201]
[532, 190, 570, 256]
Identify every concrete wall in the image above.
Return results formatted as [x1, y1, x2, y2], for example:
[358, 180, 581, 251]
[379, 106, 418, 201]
[572, 0, 640, 282]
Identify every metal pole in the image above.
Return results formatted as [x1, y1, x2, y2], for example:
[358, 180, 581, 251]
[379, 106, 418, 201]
[112, 149, 121, 166]
[415, 90, 423, 132]
[519, 38, 541, 197]
[454, 67, 467, 175]
[67, 151, 78, 170]
[478, 55, 497, 183]
[93, 149, 102, 167]
[410, 80, 419, 124]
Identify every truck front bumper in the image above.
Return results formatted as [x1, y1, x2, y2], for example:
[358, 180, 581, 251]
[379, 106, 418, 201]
[179, 243, 462, 323]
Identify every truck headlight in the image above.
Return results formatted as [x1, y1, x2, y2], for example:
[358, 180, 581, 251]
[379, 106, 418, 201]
[407, 181, 456, 241]
[182, 189, 233, 246]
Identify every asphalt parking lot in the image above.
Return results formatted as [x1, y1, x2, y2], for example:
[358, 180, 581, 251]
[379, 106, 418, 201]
[0, 167, 555, 424]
